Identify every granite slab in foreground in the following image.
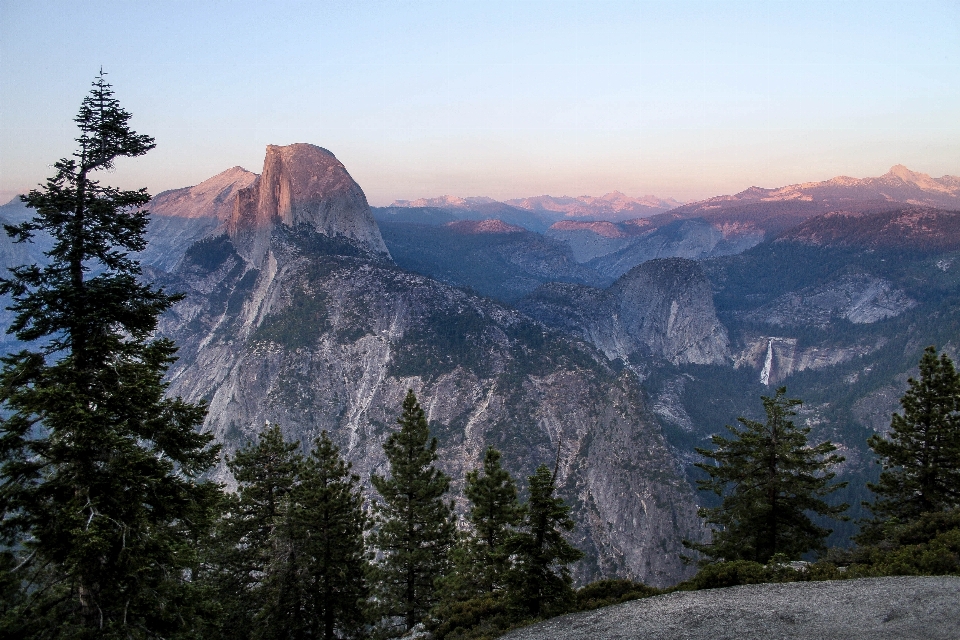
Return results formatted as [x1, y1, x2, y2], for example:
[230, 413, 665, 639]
[501, 576, 960, 640]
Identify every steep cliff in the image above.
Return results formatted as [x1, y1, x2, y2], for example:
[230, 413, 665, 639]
[519, 258, 730, 367]
[228, 144, 388, 265]
[151, 146, 702, 587]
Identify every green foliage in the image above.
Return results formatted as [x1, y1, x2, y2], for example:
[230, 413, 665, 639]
[688, 387, 848, 564]
[573, 579, 659, 610]
[370, 390, 456, 634]
[388, 307, 491, 379]
[461, 447, 524, 594]
[207, 422, 302, 639]
[506, 464, 584, 618]
[0, 72, 220, 639]
[838, 509, 960, 578]
[183, 234, 236, 271]
[291, 432, 369, 640]
[433, 451, 591, 639]
[251, 287, 330, 349]
[206, 425, 369, 640]
[433, 448, 523, 636]
[429, 594, 513, 640]
[680, 560, 805, 590]
[864, 346, 960, 534]
[845, 530, 960, 577]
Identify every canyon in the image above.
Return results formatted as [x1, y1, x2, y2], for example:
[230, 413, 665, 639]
[2, 153, 958, 581]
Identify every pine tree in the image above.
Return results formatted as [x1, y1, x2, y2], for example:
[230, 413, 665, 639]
[433, 445, 522, 633]
[506, 464, 583, 619]
[209, 422, 302, 640]
[370, 390, 455, 634]
[0, 72, 220, 639]
[292, 431, 369, 640]
[688, 387, 847, 564]
[865, 346, 960, 528]
[459, 447, 523, 596]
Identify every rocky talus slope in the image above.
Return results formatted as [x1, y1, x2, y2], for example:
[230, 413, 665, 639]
[502, 576, 960, 640]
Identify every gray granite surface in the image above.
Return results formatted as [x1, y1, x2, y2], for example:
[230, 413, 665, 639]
[501, 576, 960, 640]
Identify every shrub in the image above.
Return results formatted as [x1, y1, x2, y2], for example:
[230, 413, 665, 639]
[574, 579, 659, 611]
[681, 560, 804, 590]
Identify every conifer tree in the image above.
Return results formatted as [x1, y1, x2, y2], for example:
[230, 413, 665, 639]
[370, 390, 455, 634]
[455, 447, 523, 597]
[430, 448, 522, 639]
[209, 422, 302, 640]
[507, 464, 583, 619]
[292, 431, 369, 640]
[0, 72, 219, 639]
[688, 387, 847, 564]
[865, 346, 960, 528]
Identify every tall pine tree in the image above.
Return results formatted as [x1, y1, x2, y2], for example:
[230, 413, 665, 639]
[688, 387, 847, 564]
[434, 445, 522, 625]
[865, 346, 960, 530]
[370, 390, 455, 634]
[456, 447, 522, 597]
[506, 464, 583, 619]
[208, 422, 302, 640]
[292, 431, 369, 640]
[0, 72, 220, 639]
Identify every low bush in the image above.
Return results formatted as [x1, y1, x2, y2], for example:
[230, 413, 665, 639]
[680, 560, 806, 590]
[574, 579, 660, 610]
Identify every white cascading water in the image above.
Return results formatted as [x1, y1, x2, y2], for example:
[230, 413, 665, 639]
[759, 338, 774, 386]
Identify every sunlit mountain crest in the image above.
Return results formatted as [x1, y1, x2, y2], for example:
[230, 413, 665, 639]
[694, 165, 960, 209]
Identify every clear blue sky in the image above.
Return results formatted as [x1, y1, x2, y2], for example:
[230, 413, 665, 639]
[1, 0, 958, 205]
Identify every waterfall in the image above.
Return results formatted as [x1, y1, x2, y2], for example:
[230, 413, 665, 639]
[759, 338, 774, 386]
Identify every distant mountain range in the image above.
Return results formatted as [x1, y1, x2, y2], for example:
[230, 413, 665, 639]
[388, 192, 682, 226]
[2, 151, 958, 580]
[682, 165, 960, 211]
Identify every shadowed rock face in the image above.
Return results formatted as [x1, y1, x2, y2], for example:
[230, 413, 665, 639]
[228, 143, 389, 264]
[519, 258, 730, 367]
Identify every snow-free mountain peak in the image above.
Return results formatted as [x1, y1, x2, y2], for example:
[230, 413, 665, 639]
[151, 166, 257, 221]
[883, 164, 956, 194]
[228, 143, 389, 264]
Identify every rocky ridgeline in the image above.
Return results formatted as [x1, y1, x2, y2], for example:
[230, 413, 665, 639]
[778, 206, 960, 251]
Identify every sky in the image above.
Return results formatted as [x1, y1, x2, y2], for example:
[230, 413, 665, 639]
[1, 0, 958, 206]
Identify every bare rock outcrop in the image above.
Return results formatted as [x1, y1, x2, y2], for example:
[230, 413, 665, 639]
[502, 576, 960, 640]
[158, 232, 702, 587]
[228, 143, 388, 265]
[151, 166, 257, 221]
[519, 258, 730, 367]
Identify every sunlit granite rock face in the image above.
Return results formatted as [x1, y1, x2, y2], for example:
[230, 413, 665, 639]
[227, 143, 389, 265]
[151, 166, 258, 222]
